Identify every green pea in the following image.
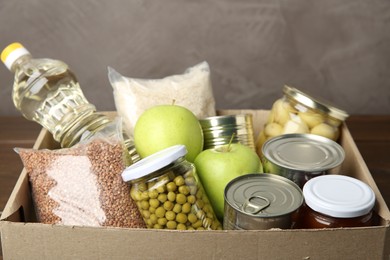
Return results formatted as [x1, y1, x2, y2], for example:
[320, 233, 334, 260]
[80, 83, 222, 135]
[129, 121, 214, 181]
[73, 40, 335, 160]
[176, 194, 187, 205]
[149, 207, 156, 214]
[167, 191, 176, 202]
[211, 221, 221, 230]
[155, 207, 166, 218]
[189, 185, 197, 195]
[165, 211, 176, 221]
[166, 182, 177, 192]
[130, 189, 141, 201]
[138, 183, 148, 192]
[149, 198, 160, 209]
[182, 203, 191, 214]
[178, 185, 190, 195]
[146, 219, 153, 227]
[157, 193, 167, 203]
[154, 224, 163, 229]
[157, 217, 167, 226]
[150, 214, 158, 225]
[196, 200, 204, 209]
[173, 204, 182, 214]
[206, 212, 214, 219]
[176, 213, 188, 224]
[148, 189, 159, 199]
[166, 221, 177, 229]
[188, 213, 197, 224]
[184, 171, 194, 178]
[174, 176, 185, 186]
[140, 200, 149, 210]
[142, 210, 151, 219]
[156, 185, 166, 193]
[177, 223, 187, 230]
[185, 176, 196, 186]
[196, 209, 205, 220]
[196, 189, 203, 199]
[163, 201, 174, 211]
[203, 204, 212, 213]
[141, 191, 149, 200]
[192, 220, 202, 228]
[187, 195, 196, 204]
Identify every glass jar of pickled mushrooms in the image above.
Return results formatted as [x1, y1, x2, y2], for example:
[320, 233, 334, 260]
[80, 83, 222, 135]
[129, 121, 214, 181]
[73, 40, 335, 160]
[256, 85, 348, 157]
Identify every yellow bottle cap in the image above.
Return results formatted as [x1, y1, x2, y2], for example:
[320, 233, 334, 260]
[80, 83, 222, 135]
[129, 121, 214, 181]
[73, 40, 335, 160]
[1, 42, 30, 70]
[1, 42, 24, 63]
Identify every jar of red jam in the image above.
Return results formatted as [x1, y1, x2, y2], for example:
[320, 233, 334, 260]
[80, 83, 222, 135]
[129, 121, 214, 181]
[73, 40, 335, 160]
[299, 175, 375, 228]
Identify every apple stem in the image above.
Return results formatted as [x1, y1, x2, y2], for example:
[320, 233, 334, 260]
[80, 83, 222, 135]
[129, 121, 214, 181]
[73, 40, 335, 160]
[226, 133, 235, 152]
[172, 99, 176, 106]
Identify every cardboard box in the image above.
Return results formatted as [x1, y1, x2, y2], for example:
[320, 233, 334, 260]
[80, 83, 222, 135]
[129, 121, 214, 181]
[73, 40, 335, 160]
[1, 110, 390, 259]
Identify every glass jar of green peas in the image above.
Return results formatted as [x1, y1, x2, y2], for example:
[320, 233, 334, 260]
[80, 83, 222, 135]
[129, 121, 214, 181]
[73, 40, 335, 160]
[121, 145, 222, 230]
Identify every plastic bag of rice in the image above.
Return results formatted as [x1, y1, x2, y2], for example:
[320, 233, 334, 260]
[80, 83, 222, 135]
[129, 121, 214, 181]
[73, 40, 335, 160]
[108, 61, 216, 136]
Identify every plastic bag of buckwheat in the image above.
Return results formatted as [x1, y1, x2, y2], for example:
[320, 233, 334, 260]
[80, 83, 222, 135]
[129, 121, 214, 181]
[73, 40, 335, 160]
[15, 119, 145, 228]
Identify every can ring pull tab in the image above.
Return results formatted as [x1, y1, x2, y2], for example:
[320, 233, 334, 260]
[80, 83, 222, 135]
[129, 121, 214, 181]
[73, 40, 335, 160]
[241, 196, 270, 215]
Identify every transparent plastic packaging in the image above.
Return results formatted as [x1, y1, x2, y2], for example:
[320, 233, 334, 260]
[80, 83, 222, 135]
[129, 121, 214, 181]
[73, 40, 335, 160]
[108, 61, 216, 136]
[16, 129, 145, 228]
[256, 85, 348, 157]
[122, 145, 222, 230]
[1, 42, 138, 162]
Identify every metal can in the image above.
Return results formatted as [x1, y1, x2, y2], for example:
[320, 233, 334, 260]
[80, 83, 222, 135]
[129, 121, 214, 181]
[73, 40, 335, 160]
[262, 133, 345, 188]
[223, 174, 303, 230]
[199, 114, 255, 151]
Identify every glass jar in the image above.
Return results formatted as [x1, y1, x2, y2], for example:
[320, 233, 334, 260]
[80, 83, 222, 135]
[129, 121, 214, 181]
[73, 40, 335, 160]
[297, 175, 375, 229]
[256, 85, 348, 157]
[121, 145, 222, 230]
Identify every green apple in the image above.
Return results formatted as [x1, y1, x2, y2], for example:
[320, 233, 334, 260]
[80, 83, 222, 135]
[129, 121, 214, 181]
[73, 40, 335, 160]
[194, 143, 263, 220]
[134, 104, 204, 162]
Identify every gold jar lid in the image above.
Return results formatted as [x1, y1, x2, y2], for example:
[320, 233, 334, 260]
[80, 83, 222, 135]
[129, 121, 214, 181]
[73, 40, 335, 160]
[283, 85, 349, 121]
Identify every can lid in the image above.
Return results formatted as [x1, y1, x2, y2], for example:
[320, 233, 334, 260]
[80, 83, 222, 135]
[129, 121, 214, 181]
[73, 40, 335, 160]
[262, 133, 345, 172]
[283, 85, 349, 121]
[224, 174, 303, 217]
[121, 145, 187, 182]
[303, 175, 376, 218]
[1, 42, 30, 70]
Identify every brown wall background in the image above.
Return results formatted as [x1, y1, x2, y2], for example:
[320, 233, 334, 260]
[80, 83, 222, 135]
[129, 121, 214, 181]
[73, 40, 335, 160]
[1, 0, 389, 116]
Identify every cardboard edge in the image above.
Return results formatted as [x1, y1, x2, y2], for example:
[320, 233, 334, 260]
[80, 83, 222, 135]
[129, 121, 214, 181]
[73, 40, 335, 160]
[339, 123, 390, 222]
[1, 221, 389, 259]
[0, 127, 53, 222]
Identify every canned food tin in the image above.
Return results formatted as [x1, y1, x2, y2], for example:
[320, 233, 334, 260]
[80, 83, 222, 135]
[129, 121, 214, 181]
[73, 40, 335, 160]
[223, 174, 303, 230]
[199, 114, 255, 150]
[262, 133, 345, 188]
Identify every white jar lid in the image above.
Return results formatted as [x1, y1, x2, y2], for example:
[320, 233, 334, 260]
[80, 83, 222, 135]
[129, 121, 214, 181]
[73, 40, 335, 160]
[121, 145, 187, 182]
[303, 175, 375, 218]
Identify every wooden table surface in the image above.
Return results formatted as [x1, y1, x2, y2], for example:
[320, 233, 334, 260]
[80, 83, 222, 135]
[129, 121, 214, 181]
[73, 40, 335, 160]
[0, 115, 389, 258]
